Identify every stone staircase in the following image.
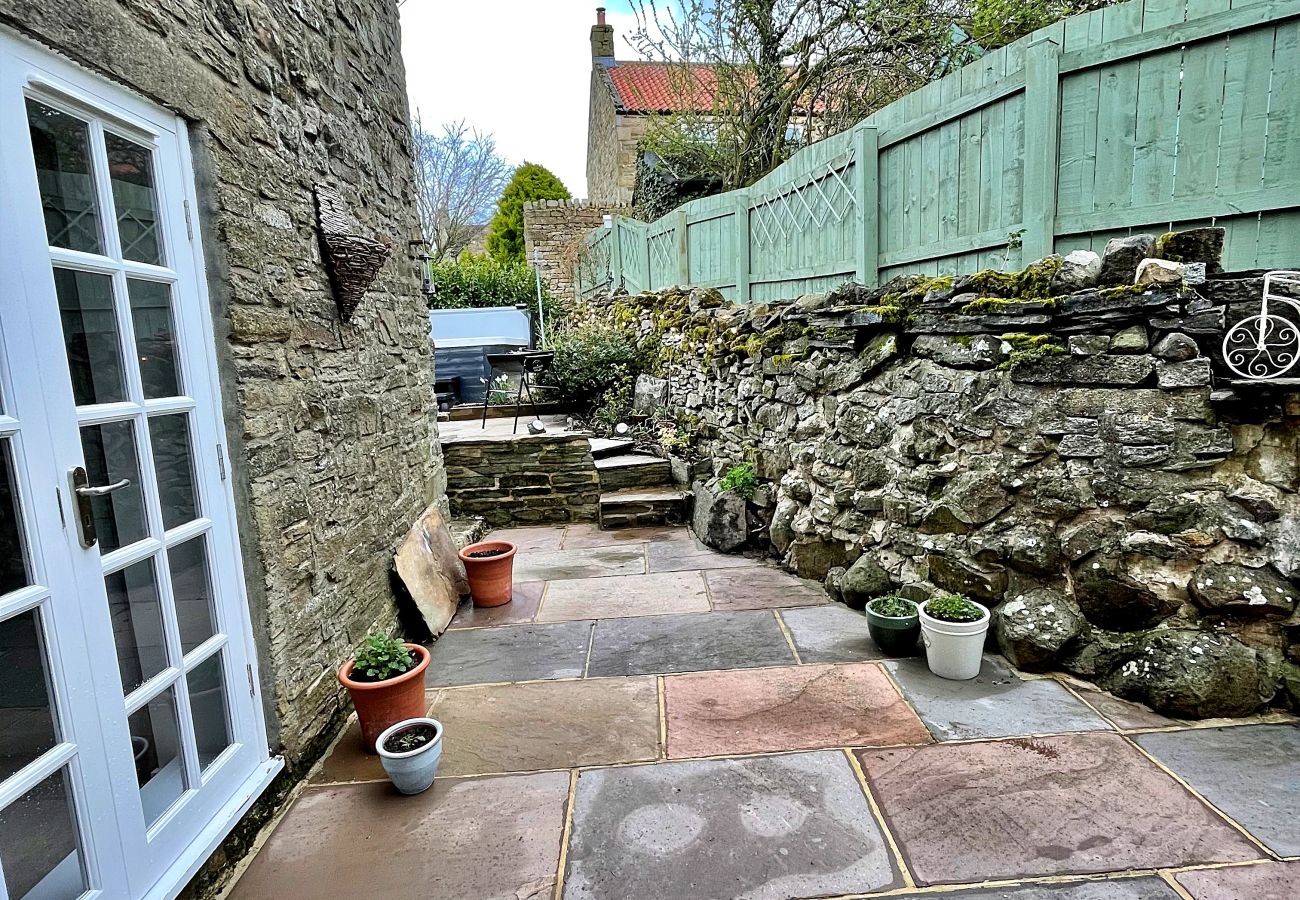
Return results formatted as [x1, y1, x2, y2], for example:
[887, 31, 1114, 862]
[590, 439, 690, 528]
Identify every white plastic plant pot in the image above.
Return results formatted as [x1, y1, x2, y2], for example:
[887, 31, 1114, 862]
[377, 717, 444, 795]
[918, 602, 990, 680]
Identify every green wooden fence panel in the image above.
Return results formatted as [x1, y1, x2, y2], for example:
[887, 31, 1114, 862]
[578, 0, 1300, 303]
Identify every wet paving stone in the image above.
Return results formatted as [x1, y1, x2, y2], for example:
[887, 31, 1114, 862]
[447, 581, 544, 629]
[562, 752, 901, 899]
[1136, 724, 1300, 857]
[779, 604, 886, 663]
[586, 610, 795, 677]
[1070, 683, 1180, 730]
[883, 656, 1112, 741]
[424, 620, 593, 686]
[536, 571, 710, 622]
[923, 878, 1179, 899]
[562, 523, 693, 549]
[230, 772, 569, 900]
[427, 677, 659, 776]
[1175, 860, 1300, 899]
[704, 567, 828, 612]
[645, 539, 762, 573]
[856, 732, 1260, 886]
[665, 662, 930, 758]
[484, 525, 568, 552]
[512, 545, 646, 582]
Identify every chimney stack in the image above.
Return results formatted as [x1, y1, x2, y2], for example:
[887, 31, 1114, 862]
[591, 7, 615, 60]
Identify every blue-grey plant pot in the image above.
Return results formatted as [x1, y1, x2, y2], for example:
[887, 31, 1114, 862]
[377, 717, 444, 795]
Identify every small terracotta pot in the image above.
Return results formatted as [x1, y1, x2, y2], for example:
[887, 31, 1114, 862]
[457, 540, 517, 607]
[338, 643, 430, 753]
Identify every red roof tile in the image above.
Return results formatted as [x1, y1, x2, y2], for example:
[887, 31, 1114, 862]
[605, 61, 718, 114]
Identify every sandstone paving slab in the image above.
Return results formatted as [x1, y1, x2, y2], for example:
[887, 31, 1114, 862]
[512, 545, 646, 582]
[424, 620, 593, 686]
[1176, 861, 1300, 899]
[665, 662, 930, 758]
[856, 732, 1261, 886]
[562, 752, 902, 899]
[229, 771, 569, 900]
[427, 677, 660, 776]
[778, 604, 886, 663]
[447, 581, 544, 629]
[1135, 724, 1300, 856]
[923, 878, 1179, 900]
[1070, 682, 1180, 730]
[562, 522, 694, 549]
[484, 524, 569, 552]
[884, 656, 1112, 741]
[646, 539, 763, 573]
[586, 610, 795, 677]
[311, 718, 385, 785]
[704, 567, 828, 612]
[536, 571, 710, 622]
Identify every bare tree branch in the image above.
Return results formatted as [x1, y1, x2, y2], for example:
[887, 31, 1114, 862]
[412, 115, 513, 260]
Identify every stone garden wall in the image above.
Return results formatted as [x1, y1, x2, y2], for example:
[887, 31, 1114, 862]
[524, 199, 631, 303]
[442, 430, 601, 527]
[589, 230, 1300, 718]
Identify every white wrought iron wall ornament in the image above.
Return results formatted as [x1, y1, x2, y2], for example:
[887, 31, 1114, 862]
[1222, 270, 1300, 380]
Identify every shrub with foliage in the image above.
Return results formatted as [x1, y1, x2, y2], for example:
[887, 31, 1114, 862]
[721, 463, 758, 499]
[869, 595, 919, 618]
[351, 633, 415, 682]
[486, 162, 570, 262]
[428, 253, 558, 328]
[923, 594, 986, 623]
[544, 324, 641, 415]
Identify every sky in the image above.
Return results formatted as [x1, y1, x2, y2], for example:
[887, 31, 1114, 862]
[398, 0, 650, 199]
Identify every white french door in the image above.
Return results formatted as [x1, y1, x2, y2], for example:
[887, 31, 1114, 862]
[0, 30, 279, 900]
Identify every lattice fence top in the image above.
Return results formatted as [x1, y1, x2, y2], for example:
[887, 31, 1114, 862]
[752, 158, 857, 250]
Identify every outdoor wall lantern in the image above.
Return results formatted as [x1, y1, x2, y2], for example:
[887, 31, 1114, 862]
[314, 184, 393, 320]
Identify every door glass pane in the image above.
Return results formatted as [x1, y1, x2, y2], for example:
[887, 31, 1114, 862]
[0, 767, 87, 900]
[0, 610, 58, 781]
[79, 420, 146, 551]
[0, 440, 29, 595]
[149, 415, 197, 529]
[105, 558, 168, 694]
[170, 536, 215, 653]
[55, 269, 125, 406]
[128, 280, 181, 397]
[26, 99, 101, 254]
[106, 133, 164, 265]
[128, 688, 184, 827]
[188, 653, 232, 771]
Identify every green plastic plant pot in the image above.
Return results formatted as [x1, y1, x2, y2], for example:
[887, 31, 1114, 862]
[864, 602, 921, 657]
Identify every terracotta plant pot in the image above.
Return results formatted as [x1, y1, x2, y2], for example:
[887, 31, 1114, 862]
[338, 643, 430, 753]
[458, 540, 517, 607]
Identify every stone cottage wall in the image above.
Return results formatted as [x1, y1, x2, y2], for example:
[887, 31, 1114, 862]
[524, 198, 631, 305]
[0, 0, 444, 769]
[590, 242, 1300, 719]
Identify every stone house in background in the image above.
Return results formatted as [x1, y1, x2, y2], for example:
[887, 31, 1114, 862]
[0, 2, 444, 898]
[585, 6, 717, 203]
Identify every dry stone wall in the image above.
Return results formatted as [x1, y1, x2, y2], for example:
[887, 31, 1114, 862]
[2, 0, 444, 771]
[591, 232, 1300, 719]
[442, 431, 601, 527]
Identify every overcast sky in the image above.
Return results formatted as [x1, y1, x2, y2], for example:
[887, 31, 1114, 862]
[399, 0, 649, 199]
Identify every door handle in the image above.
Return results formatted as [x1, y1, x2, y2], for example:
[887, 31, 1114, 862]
[67, 466, 129, 548]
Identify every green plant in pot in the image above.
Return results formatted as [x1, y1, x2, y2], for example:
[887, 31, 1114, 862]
[919, 593, 990, 680]
[864, 594, 921, 657]
[337, 632, 430, 752]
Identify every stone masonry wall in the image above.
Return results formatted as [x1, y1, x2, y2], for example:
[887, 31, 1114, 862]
[1, 0, 444, 768]
[591, 234, 1300, 719]
[524, 198, 630, 305]
[442, 431, 601, 527]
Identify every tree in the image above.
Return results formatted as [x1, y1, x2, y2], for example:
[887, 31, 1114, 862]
[969, 0, 1117, 50]
[486, 163, 571, 262]
[629, 0, 972, 192]
[412, 117, 512, 261]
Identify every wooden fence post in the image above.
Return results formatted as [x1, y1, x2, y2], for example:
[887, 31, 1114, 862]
[854, 125, 880, 287]
[675, 207, 690, 287]
[609, 218, 625, 293]
[1023, 36, 1061, 262]
[640, 222, 651, 292]
[734, 190, 751, 303]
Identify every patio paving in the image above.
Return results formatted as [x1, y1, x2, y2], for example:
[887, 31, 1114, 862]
[231, 523, 1295, 900]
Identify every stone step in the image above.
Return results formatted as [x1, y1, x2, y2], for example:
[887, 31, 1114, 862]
[589, 437, 635, 459]
[595, 453, 673, 491]
[599, 487, 692, 529]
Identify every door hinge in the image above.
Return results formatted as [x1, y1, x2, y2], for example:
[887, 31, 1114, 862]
[246, 664, 256, 698]
[55, 487, 66, 528]
[216, 443, 227, 481]
[183, 199, 194, 241]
